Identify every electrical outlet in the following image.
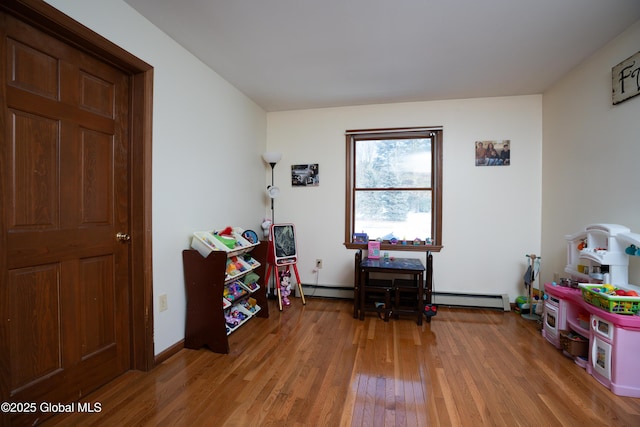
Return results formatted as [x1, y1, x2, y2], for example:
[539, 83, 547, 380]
[159, 294, 168, 312]
[316, 259, 323, 269]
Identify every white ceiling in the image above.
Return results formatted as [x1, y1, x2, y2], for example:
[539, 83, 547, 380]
[124, 0, 640, 112]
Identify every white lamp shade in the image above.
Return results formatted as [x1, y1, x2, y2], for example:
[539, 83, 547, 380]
[267, 186, 280, 198]
[262, 151, 282, 165]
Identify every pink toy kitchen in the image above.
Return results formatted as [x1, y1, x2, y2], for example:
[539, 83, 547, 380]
[543, 224, 640, 398]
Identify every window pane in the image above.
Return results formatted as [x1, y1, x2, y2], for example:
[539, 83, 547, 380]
[354, 190, 432, 241]
[355, 138, 431, 188]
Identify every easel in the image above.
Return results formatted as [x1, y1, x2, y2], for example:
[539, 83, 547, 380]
[265, 224, 306, 311]
[522, 254, 541, 320]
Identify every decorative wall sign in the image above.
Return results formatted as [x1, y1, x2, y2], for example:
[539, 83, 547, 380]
[475, 140, 510, 166]
[291, 163, 319, 186]
[612, 51, 640, 105]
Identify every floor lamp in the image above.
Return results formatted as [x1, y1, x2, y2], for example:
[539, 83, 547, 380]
[262, 151, 282, 298]
[262, 151, 282, 224]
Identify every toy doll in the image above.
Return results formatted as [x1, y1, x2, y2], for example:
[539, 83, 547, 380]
[279, 269, 292, 306]
[225, 311, 239, 327]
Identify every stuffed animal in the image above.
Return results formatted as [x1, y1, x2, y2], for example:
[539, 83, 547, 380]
[279, 270, 292, 306]
[225, 311, 239, 327]
[225, 308, 248, 328]
[219, 226, 234, 237]
[261, 218, 272, 238]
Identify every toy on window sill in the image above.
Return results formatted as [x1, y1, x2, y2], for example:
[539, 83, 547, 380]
[279, 269, 292, 306]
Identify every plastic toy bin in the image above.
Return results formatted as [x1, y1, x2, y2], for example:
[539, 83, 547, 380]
[579, 284, 640, 315]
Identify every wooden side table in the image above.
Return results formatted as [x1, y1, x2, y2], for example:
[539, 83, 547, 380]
[358, 256, 428, 325]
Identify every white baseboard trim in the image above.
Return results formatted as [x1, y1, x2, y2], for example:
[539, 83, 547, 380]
[300, 284, 510, 311]
[433, 292, 511, 311]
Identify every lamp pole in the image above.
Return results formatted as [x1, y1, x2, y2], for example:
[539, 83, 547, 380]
[269, 162, 276, 224]
[262, 151, 281, 226]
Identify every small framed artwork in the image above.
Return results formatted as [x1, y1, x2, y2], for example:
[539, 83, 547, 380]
[475, 140, 510, 166]
[291, 164, 319, 186]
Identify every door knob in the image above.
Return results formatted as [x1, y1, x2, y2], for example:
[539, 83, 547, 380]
[116, 232, 131, 242]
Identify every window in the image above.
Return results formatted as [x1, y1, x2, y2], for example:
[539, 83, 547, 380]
[344, 127, 443, 252]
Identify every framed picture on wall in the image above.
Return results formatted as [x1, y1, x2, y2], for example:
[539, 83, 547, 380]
[475, 140, 510, 166]
[291, 164, 319, 186]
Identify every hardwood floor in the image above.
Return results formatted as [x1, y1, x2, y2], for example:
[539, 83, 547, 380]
[42, 298, 640, 426]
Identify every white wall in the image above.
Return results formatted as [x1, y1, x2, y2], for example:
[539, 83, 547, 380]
[542, 20, 640, 287]
[45, 1, 637, 356]
[45, 0, 268, 355]
[267, 96, 542, 300]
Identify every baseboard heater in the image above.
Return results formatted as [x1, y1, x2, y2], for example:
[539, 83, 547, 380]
[300, 284, 510, 311]
[300, 284, 354, 300]
[433, 292, 511, 312]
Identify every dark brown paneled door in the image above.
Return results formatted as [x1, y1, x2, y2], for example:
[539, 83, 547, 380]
[1, 12, 131, 423]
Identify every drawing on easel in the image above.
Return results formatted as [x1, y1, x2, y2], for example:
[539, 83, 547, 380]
[266, 223, 306, 311]
[271, 223, 297, 265]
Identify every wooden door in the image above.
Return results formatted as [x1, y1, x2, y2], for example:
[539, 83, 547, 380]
[1, 11, 131, 425]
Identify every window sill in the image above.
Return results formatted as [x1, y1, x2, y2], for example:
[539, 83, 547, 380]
[344, 242, 442, 252]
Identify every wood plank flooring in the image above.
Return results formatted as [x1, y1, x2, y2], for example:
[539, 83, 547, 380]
[42, 298, 640, 426]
